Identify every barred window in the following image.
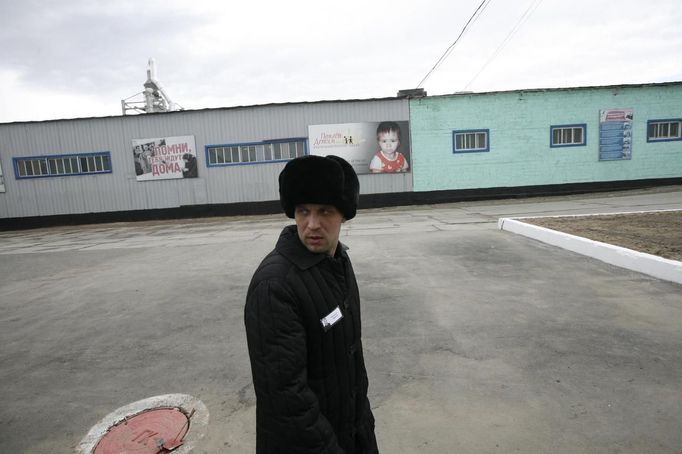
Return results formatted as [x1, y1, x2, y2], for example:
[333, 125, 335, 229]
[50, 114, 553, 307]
[647, 119, 681, 142]
[550, 124, 586, 147]
[206, 139, 307, 166]
[14, 152, 112, 179]
[453, 129, 489, 153]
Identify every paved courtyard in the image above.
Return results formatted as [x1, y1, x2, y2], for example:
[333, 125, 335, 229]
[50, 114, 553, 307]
[1, 186, 681, 453]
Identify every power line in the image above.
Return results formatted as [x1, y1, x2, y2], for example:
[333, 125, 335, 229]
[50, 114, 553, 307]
[464, 0, 544, 90]
[417, 0, 493, 89]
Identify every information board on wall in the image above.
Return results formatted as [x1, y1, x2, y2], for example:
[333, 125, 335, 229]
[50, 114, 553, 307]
[308, 121, 411, 175]
[599, 109, 633, 161]
[132, 135, 198, 181]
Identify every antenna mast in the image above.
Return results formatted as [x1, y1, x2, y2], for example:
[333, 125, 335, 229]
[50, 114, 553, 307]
[121, 58, 183, 115]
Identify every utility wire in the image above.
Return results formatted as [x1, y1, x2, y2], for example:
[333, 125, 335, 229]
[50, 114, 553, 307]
[417, 0, 493, 89]
[464, 0, 544, 90]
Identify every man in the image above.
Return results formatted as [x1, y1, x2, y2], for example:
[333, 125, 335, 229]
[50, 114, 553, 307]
[245, 155, 379, 454]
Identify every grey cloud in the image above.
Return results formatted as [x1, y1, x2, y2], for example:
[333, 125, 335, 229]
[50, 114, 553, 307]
[0, 1, 204, 94]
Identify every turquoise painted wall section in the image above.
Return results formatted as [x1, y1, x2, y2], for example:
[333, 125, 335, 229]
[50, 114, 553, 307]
[410, 83, 682, 192]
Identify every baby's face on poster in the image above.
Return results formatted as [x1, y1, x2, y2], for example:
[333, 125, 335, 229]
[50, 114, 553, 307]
[378, 131, 400, 154]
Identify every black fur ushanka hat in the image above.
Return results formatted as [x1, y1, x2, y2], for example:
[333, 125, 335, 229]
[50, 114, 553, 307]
[279, 155, 359, 220]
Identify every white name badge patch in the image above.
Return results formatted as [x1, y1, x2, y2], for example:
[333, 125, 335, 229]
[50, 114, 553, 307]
[320, 306, 343, 331]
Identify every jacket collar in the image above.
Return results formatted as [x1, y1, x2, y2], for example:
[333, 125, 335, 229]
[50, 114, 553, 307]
[276, 225, 348, 270]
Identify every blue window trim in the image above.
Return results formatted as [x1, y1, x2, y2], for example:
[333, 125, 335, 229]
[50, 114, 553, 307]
[550, 124, 587, 148]
[646, 119, 682, 143]
[452, 129, 490, 154]
[13, 151, 113, 179]
[205, 137, 308, 167]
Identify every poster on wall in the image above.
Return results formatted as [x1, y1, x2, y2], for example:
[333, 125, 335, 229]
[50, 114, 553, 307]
[599, 109, 633, 161]
[132, 135, 198, 181]
[308, 121, 411, 175]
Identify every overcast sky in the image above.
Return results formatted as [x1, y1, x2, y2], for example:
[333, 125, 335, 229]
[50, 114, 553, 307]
[1, 0, 680, 123]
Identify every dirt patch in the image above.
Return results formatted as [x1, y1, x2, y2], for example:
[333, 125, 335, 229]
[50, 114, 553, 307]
[523, 210, 682, 262]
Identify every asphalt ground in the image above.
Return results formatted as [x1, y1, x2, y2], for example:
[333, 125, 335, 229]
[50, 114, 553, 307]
[1, 186, 681, 453]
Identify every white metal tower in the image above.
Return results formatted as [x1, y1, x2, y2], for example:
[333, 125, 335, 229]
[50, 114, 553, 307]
[121, 58, 183, 115]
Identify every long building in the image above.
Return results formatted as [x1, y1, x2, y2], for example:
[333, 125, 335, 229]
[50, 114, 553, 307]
[1, 81, 680, 228]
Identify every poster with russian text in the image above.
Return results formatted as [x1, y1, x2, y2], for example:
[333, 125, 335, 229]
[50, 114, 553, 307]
[133, 135, 198, 181]
[599, 109, 633, 161]
[308, 121, 411, 175]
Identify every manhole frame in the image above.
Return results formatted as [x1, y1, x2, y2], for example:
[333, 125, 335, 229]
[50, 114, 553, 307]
[77, 393, 209, 454]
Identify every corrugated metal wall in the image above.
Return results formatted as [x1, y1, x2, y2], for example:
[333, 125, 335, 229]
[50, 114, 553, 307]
[0, 98, 411, 219]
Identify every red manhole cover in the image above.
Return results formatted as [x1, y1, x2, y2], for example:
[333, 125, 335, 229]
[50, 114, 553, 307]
[93, 407, 189, 453]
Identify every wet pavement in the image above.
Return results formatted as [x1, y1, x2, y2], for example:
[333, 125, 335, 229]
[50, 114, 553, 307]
[1, 186, 681, 453]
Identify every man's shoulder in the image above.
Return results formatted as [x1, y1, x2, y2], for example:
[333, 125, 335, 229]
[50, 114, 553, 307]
[248, 225, 333, 292]
[251, 249, 293, 284]
[245, 249, 303, 308]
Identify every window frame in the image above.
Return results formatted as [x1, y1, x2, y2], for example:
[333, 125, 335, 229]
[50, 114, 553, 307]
[13, 152, 112, 179]
[205, 138, 308, 167]
[452, 129, 490, 154]
[646, 119, 682, 143]
[550, 124, 587, 148]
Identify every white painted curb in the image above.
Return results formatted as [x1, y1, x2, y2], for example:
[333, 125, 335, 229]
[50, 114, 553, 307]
[498, 217, 682, 285]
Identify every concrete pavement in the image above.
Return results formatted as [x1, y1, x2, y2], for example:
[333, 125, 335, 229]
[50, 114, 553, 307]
[1, 186, 681, 453]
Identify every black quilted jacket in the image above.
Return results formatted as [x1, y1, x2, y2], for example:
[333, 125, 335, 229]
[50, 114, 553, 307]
[245, 225, 378, 454]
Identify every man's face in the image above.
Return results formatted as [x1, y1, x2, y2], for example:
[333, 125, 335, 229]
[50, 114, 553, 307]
[378, 130, 400, 155]
[295, 203, 345, 256]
